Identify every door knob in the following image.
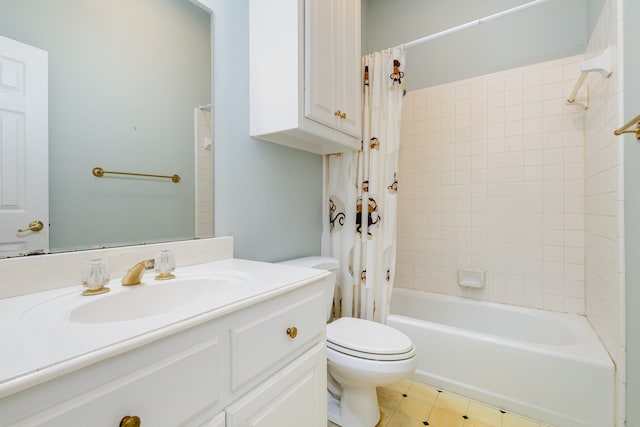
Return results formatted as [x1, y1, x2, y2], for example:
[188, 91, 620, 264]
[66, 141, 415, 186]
[17, 220, 44, 233]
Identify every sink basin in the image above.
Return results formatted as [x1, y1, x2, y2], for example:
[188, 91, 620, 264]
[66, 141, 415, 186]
[69, 277, 241, 323]
[20, 274, 247, 325]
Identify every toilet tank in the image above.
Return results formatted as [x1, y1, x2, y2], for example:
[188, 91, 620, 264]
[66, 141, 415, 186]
[278, 256, 338, 321]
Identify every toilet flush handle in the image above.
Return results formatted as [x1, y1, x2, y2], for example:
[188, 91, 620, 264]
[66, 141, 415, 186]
[286, 327, 298, 339]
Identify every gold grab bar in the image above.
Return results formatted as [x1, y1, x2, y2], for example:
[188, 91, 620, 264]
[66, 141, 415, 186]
[92, 167, 181, 183]
[613, 113, 640, 141]
[566, 72, 588, 104]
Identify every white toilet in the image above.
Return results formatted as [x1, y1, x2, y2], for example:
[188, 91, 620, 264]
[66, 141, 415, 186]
[280, 256, 416, 427]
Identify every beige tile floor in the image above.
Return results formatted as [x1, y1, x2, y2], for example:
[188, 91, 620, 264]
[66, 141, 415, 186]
[328, 379, 553, 427]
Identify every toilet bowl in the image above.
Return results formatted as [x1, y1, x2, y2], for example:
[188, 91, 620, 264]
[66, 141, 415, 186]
[327, 317, 416, 426]
[279, 257, 416, 427]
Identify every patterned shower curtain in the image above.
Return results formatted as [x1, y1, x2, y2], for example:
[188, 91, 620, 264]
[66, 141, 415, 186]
[321, 48, 405, 323]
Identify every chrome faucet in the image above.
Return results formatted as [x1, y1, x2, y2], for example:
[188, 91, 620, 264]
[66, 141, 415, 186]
[121, 259, 155, 286]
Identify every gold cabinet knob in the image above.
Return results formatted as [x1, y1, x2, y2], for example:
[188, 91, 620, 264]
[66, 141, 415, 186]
[333, 110, 347, 120]
[286, 327, 298, 339]
[17, 220, 44, 233]
[120, 415, 141, 427]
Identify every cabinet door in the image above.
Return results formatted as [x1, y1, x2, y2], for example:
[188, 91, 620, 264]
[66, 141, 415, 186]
[306, 0, 361, 139]
[305, 0, 336, 129]
[225, 343, 326, 427]
[334, 0, 361, 138]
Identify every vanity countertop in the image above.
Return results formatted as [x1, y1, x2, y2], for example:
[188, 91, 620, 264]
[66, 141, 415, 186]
[0, 258, 328, 398]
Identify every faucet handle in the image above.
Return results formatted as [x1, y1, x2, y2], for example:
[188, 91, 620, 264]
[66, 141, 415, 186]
[82, 259, 110, 296]
[154, 250, 175, 280]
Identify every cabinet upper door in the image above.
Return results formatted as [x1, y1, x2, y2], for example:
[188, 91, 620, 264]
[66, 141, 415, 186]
[305, 0, 361, 139]
[305, 0, 336, 129]
[333, 0, 361, 138]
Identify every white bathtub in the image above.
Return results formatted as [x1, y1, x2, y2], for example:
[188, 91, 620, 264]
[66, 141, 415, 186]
[387, 288, 614, 427]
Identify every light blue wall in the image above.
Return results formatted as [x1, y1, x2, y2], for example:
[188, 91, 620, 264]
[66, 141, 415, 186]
[587, 0, 606, 37]
[364, 0, 588, 91]
[210, 1, 323, 262]
[624, 0, 640, 423]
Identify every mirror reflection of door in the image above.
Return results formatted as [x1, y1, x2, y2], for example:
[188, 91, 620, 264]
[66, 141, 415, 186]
[0, 35, 48, 258]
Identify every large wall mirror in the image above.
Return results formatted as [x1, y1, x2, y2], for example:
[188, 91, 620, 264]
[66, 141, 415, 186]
[0, 0, 212, 257]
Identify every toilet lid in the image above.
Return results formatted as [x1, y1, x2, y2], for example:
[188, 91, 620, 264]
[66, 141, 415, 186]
[327, 317, 414, 359]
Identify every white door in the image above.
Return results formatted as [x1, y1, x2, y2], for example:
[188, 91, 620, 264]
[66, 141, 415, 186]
[0, 35, 48, 257]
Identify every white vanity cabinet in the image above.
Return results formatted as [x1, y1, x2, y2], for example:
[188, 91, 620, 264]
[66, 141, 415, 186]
[249, 0, 361, 155]
[0, 277, 327, 427]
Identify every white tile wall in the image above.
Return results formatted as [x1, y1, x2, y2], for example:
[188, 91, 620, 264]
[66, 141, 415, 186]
[397, 54, 586, 314]
[583, 0, 625, 425]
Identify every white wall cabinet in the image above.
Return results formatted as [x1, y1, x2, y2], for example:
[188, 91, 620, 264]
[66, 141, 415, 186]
[250, 0, 361, 155]
[0, 282, 326, 427]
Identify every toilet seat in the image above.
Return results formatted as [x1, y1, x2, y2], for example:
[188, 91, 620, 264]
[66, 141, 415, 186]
[327, 317, 415, 361]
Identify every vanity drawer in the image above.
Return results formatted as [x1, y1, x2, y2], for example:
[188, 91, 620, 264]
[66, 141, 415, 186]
[14, 337, 221, 427]
[230, 289, 325, 390]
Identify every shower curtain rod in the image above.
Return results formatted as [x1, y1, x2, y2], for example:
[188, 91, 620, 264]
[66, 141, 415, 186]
[398, 0, 553, 50]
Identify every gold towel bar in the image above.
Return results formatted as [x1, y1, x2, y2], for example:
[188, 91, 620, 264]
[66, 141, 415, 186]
[92, 167, 181, 183]
[613, 114, 640, 141]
